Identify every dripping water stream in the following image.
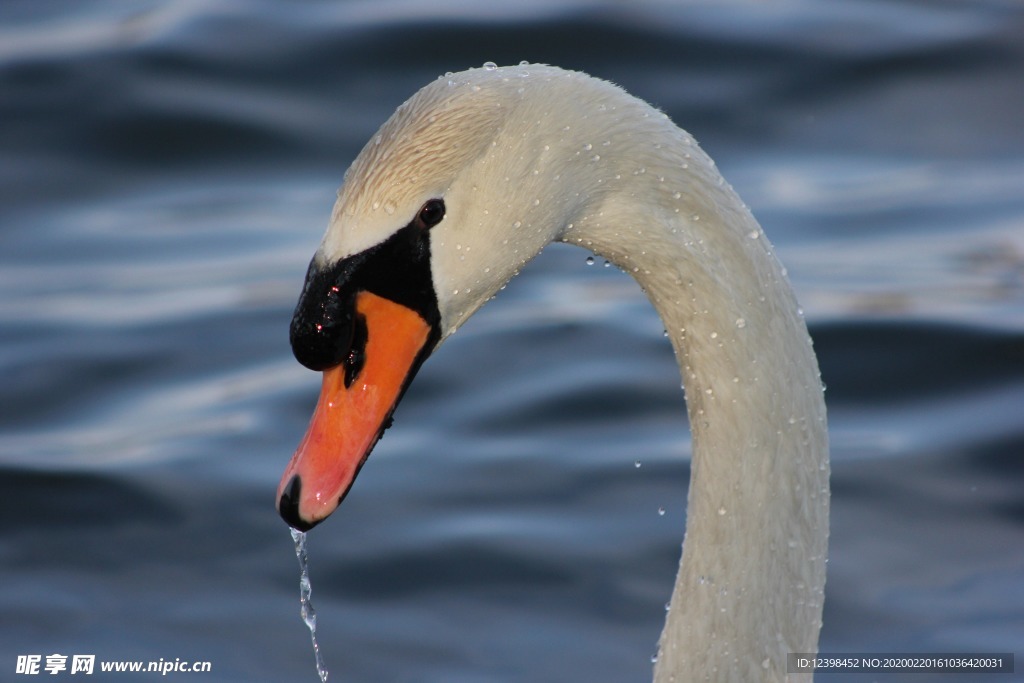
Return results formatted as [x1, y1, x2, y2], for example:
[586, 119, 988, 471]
[291, 528, 330, 682]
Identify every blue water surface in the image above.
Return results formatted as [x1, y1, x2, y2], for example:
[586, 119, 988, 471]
[2, 1, 1022, 681]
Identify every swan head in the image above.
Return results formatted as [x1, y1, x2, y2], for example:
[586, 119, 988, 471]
[277, 64, 595, 529]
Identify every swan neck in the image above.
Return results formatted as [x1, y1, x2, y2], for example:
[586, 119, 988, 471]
[566, 136, 829, 681]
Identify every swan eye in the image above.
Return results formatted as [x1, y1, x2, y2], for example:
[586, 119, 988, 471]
[415, 199, 445, 229]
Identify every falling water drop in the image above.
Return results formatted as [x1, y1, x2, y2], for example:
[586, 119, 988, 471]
[585, 256, 595, 265]
[291, 529, 329, 682]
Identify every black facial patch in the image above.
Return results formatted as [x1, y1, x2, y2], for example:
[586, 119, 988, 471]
[289, 221, 441, 373]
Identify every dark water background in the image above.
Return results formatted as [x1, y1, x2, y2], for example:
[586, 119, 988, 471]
[2, 1, 1023, 681]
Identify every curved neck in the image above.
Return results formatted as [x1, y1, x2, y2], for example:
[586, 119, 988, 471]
[398, 65, 829, 679]
[563, 131, 829, 681]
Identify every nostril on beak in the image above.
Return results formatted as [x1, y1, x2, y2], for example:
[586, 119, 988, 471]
[278, 475, 316, 531]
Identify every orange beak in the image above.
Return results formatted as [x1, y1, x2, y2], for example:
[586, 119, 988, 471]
[277, 290, 432, 529]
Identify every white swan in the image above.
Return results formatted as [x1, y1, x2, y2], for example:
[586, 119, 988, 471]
[277, 63, 829, 682]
